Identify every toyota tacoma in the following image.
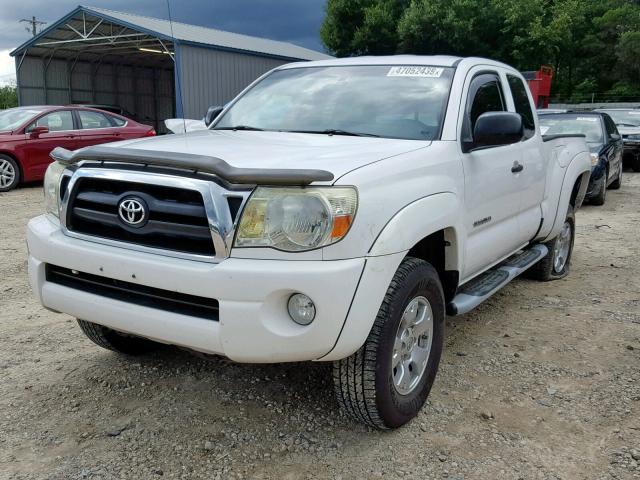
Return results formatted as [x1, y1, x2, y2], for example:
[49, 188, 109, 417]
[27, 56, 591, 429]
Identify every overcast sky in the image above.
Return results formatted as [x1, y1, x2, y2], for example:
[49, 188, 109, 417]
[0, 0, 327, 85]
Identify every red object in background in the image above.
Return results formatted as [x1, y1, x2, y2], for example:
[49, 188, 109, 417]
[0, 105, 155, 183]
[522, 66, 554, 108]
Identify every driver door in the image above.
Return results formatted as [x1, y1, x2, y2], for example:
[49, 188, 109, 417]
[21, 110, 77, 180]
[459, 71, 524, 281]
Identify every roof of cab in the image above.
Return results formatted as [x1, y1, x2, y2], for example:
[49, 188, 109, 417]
[277, 55, 520, 73]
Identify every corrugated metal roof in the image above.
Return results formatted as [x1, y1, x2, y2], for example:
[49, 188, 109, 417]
[82, 5, 331, 61]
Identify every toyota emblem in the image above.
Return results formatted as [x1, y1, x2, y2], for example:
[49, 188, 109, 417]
[118, 197, 148, 227]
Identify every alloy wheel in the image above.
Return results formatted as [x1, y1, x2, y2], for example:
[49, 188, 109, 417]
[0, 159, 16, 189]
[552, 221, 572, 273]
[392, 296, 434, 395]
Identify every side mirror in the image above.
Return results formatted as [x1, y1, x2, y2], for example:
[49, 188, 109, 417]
[610, 133, 621, 141]
[204, 106, 224, 127]
[472, 112, 523, 150]
[29, 125, 49, 137]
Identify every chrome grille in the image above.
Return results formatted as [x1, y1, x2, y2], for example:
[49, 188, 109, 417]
[60, 167, 250, 263]
[67, 178, 214, 255]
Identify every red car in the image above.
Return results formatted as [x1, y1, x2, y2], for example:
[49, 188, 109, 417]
[0, 105, 155, 192]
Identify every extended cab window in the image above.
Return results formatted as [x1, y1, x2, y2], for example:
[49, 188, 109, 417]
[30, 110, 74, 132]
[79, 110, 112, 129]
[507, 74, 535, 139]
[462, 73, 505, 144]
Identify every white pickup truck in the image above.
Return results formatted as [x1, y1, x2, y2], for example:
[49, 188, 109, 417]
[27, 56, 591, 429]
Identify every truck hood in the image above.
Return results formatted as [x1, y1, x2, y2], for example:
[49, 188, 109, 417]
[97, 129, 430, 180]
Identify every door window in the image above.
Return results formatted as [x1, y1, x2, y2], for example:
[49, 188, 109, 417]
[462, 73, 506, 145]
[30, 111, 74, 132]
[603, 115, 619, 139]
[78, 110, 112, 129]
[507, 74, 535, 139]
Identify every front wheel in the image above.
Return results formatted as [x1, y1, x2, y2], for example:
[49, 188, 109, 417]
[528, 207, 575, 281]
[333, 257, 445, 429]
[590, 173, 607, 205]
[77, 319, 160, 355]
[0, 155, 20, 192]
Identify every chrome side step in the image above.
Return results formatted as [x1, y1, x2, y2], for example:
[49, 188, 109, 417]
[447, 244, 548, 316]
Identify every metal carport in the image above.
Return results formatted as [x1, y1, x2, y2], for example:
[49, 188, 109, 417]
[10, 6, 330, 132]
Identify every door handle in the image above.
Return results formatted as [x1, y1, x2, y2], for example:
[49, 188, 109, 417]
[511, 161, 524, 173]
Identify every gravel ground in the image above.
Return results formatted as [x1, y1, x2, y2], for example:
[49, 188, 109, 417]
[1, 173, 639, 480]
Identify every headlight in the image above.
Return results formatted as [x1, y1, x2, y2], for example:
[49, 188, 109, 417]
[235, 186, 357, 251]
[590, 153, 599, 166]
[43, 161, 66, 218]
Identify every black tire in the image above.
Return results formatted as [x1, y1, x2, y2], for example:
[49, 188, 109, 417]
[0, 154, 20, 192]
[609, 161, 622, 190]
[590, 173, 607, 205]
[528, 207, 575, 281]
[77, 319, 160, 355]
[333, 257, 445, 429]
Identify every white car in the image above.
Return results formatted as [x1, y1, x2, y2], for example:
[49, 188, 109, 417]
[27, 56, 591, 429]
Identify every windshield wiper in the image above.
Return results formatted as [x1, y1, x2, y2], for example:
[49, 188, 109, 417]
[288, 128, 380, 138]
[215, 125, 265, 131]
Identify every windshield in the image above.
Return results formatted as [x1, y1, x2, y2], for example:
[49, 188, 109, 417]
[0, 108, 45, 132]
[539, 114, 604, 143]
[214, 65, 455, 140]
[598, 110, 640, 127]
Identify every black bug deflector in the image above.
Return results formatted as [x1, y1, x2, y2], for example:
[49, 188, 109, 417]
[50, 146, 334, 185]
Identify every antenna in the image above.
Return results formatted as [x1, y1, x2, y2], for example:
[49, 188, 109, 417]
[20, 16, 47, 37]
[165, 0, 187, 134]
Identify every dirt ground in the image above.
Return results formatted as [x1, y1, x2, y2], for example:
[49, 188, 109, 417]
[1, 173, 639, 480]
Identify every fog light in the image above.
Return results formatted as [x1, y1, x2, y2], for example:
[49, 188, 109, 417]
[287, 293, 316, 325]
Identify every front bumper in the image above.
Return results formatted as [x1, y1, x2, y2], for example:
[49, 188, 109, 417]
[27, 215, 370, 363]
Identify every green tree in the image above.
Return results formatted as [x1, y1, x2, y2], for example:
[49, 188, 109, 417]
[320, 0, 408, 56]
[0, 85, 18, 110]
[320, 0, 640, 101]
[397, 0, 501, 56]
[616, 31, 640, 82]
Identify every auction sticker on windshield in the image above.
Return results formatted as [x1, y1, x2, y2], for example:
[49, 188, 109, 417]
[387, 66, 444, 77]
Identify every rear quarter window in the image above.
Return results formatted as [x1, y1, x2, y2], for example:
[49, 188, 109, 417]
[78, 110, 112, 129]
[109, 115, 126, 127]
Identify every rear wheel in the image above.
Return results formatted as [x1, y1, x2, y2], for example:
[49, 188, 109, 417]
[333, 257, 444, 429]
[528, 207, 575, 281]
[0, 155, 20, 192]
[77, 319, 160, 355]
